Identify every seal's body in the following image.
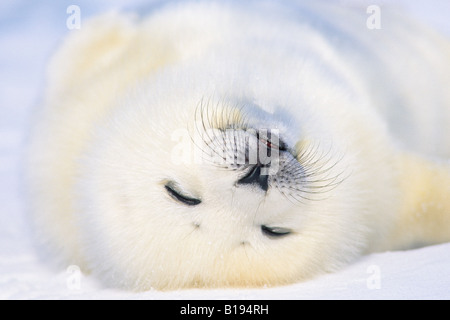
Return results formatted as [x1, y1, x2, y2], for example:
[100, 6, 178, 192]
[26, 1, 450, 290]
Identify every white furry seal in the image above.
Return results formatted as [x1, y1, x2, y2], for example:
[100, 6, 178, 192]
[26, 1, 450, 290]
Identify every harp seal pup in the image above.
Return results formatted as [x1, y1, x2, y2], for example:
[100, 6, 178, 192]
[25, 1, 450, 290]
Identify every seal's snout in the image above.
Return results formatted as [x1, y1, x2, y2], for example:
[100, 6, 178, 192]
[236, 164, 269, 192]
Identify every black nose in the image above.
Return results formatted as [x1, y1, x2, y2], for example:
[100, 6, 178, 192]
[236, 165, 269, 192]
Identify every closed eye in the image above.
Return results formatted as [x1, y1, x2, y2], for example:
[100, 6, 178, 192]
[261, 225, 291, 238]
[165, 183, 201, 206]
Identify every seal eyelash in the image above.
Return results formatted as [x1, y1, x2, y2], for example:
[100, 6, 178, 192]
[275, 142, 350, 205]
[189, 97, 349, 204]
[164, 183, 201, 206]
[189, 97, 251, 170]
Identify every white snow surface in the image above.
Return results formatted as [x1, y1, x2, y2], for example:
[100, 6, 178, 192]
[1, 0, 449, 300]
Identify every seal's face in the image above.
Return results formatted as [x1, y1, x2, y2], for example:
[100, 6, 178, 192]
[81, 91, 356, 290]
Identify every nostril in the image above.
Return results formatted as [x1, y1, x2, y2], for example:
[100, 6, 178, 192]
[236, 165, 269, 191]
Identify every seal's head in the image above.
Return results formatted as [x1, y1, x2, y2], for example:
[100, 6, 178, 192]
[77, 62, 396, 290]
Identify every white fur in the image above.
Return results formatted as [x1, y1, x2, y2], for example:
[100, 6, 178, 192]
[25, 1, 450, 290]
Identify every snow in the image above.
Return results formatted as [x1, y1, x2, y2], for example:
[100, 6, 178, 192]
[1, 0, 449, 300]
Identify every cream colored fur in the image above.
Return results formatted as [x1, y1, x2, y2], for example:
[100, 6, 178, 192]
[25, 1, 450, 290]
